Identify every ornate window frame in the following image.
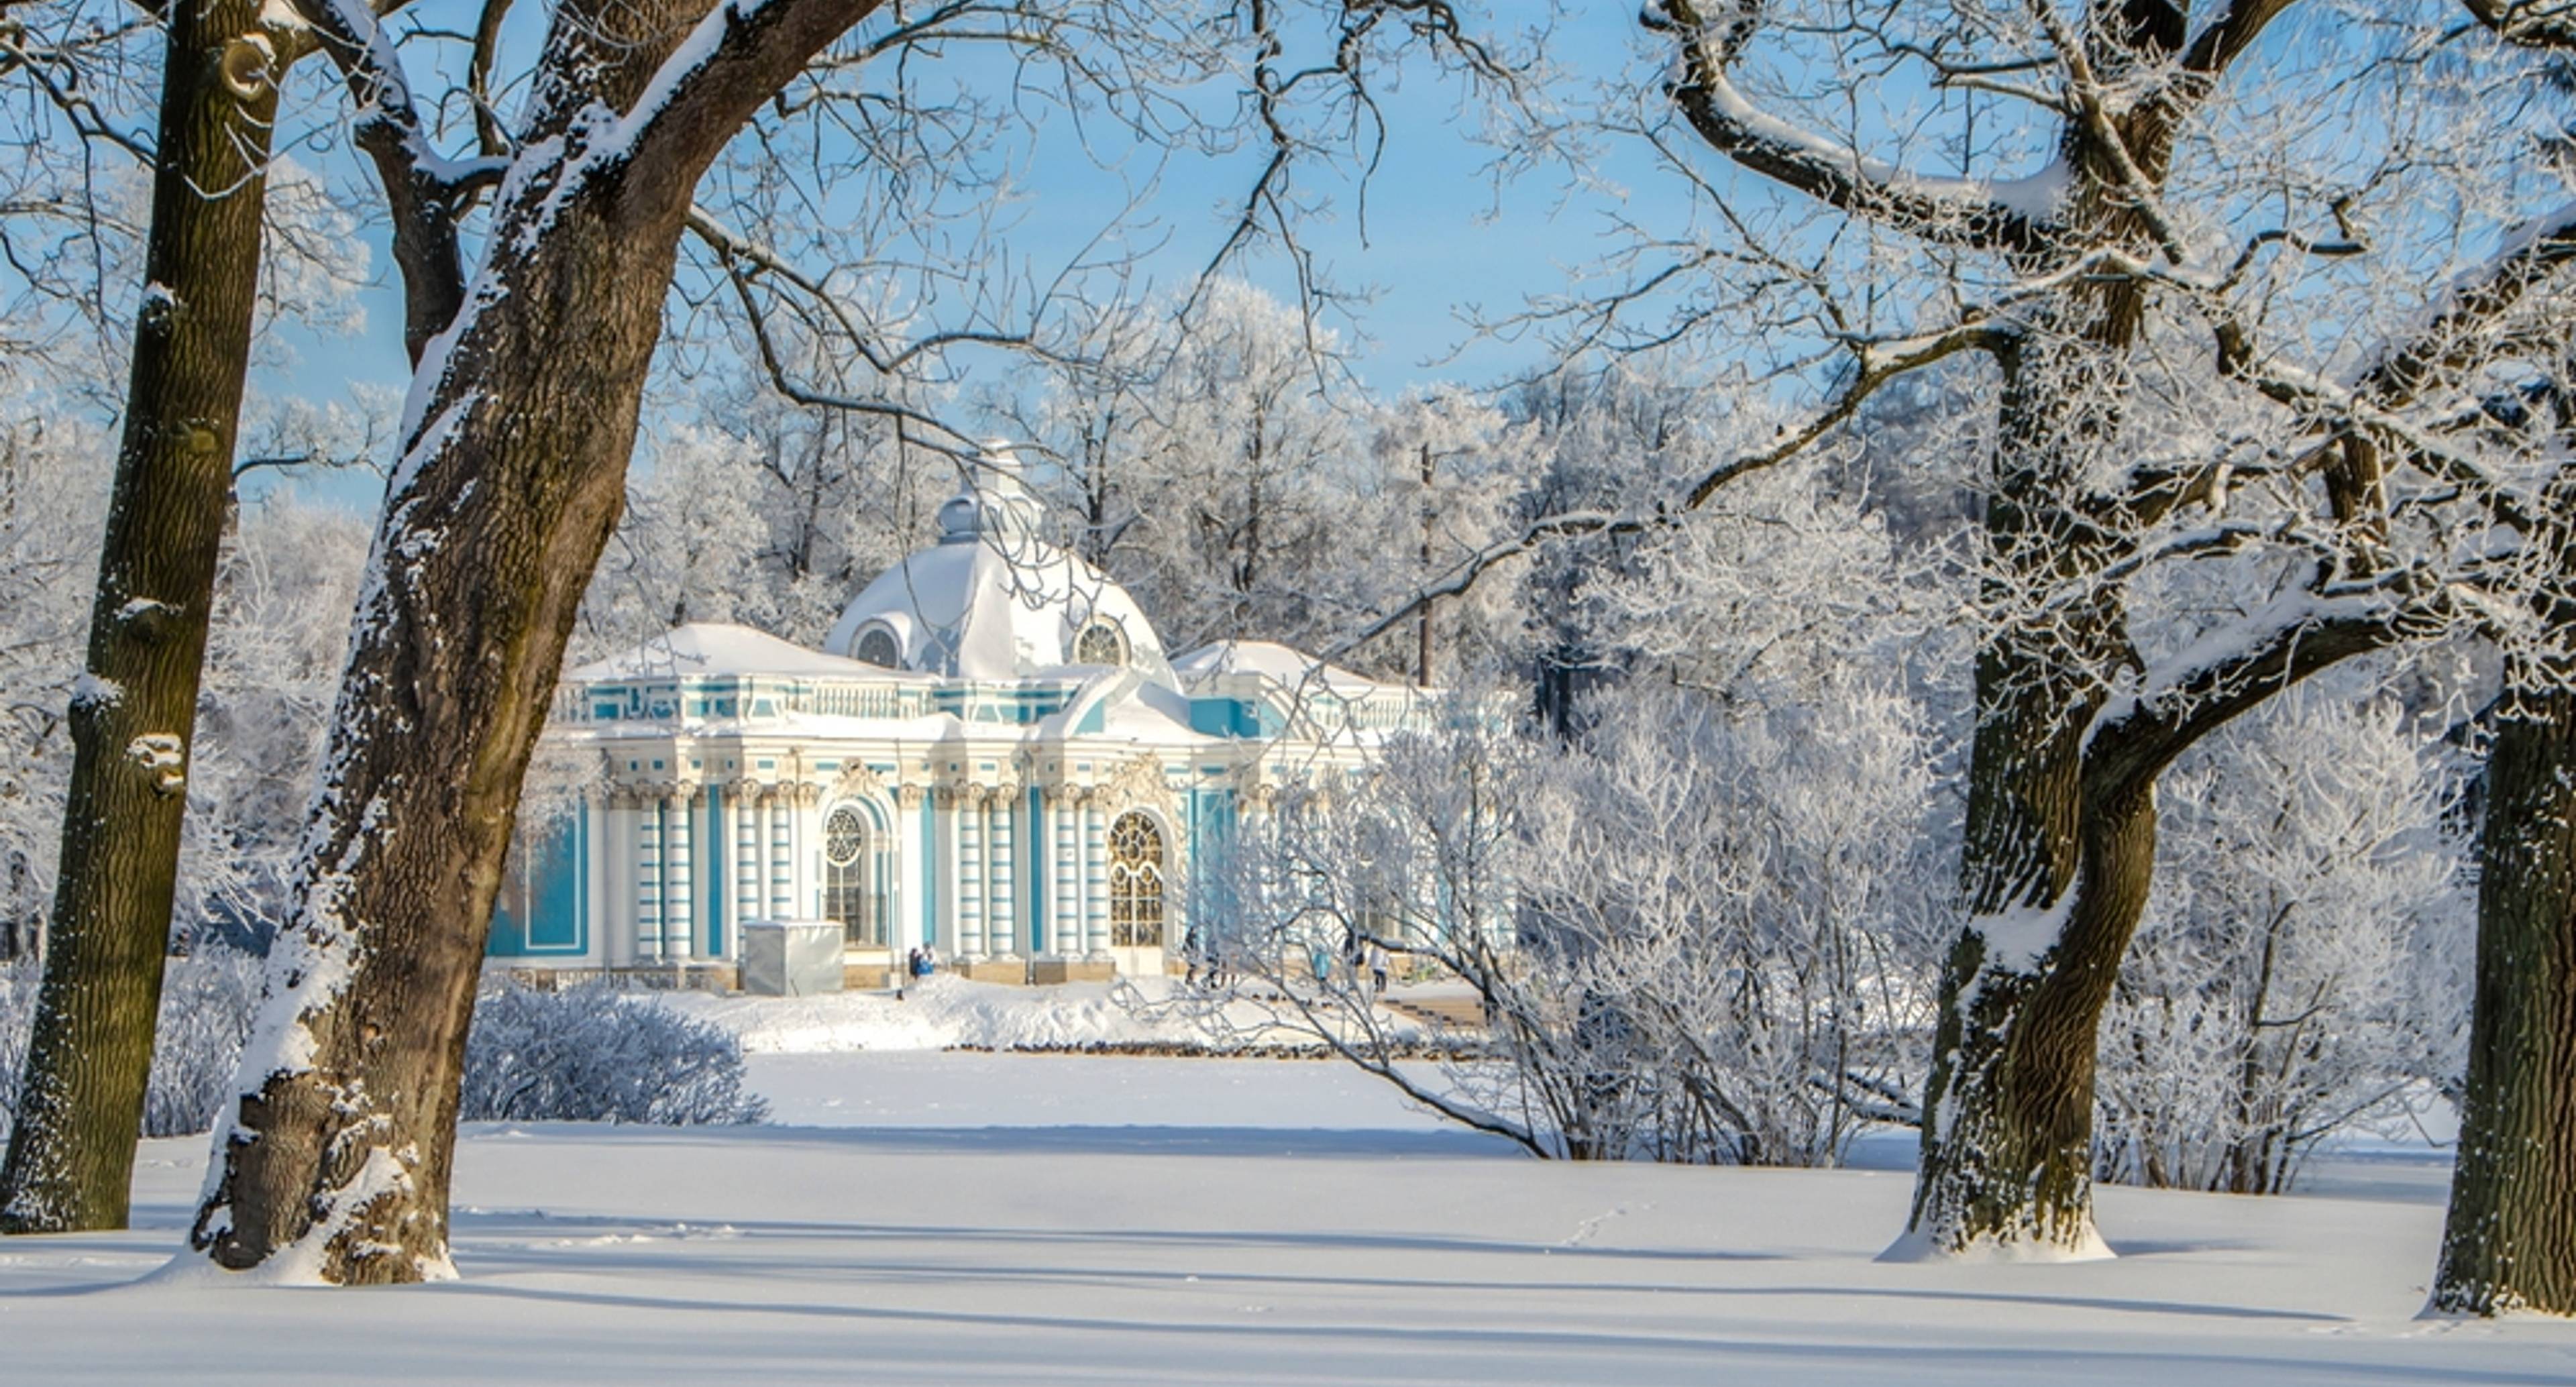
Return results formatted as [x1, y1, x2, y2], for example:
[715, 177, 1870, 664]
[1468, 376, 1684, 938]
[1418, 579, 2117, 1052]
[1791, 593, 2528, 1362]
[1073, 619, 1128, 668]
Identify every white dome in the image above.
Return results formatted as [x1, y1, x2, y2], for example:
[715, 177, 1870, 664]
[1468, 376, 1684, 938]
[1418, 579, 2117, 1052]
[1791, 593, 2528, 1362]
[824, 447, 1177, 686]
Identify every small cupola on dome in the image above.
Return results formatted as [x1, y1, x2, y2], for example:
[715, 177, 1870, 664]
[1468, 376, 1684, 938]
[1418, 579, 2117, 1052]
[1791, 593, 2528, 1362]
[935, 440, 1044, 548]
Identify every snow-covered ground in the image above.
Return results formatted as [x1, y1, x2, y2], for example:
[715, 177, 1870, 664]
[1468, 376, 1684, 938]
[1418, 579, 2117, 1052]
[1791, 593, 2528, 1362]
[652, 973, 1419, 1054]
[1, 989, 2569, 1384]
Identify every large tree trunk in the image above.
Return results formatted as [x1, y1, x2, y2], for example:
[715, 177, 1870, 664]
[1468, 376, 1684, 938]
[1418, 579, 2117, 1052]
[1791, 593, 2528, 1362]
[187, 0, 874, 1284]
[0, 0, 282, 1234]
[1890, 327, 2152, 1260]
[191, 169, 672, 1288]
[2432, 678, 2576, 1315]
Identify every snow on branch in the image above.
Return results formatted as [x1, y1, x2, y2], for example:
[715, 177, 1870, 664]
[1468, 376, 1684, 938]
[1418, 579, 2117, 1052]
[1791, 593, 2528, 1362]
[2084, 573, 2455, 798]
[2460, 0, 2576, 50]
[1650, 0, 2053, 253]
[2355, 199, 2576, 411]
[291, 0, 502, 359]
[609, 0, 888, 218]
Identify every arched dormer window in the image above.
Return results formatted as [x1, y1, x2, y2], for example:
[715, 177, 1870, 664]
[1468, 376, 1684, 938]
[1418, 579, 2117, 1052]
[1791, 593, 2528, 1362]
[853, 624, 902, 669]
[1073, 620, 1127, 668]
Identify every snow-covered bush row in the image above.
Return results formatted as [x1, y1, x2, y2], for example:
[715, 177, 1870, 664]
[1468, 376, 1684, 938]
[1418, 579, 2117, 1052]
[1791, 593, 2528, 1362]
[460, 979, 767, 1126]
[2, 961, 766, 1137]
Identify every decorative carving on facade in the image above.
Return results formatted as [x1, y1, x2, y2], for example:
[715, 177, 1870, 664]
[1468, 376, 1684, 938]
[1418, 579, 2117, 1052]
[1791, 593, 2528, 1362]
[896, 783, 926, 810]
[1097, 754, 1175, 814]
[828, 763, 892, 804]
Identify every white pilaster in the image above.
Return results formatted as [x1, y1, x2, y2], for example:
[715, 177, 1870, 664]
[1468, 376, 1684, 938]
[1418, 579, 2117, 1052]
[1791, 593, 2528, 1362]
[767, 792, 792, 919]
[987, 790, 1016, 957]
[1052, 793, 1078, 956]
[663, 787, 696, 962]
[636, 795, 664, 964]
[1083, 800, 1109, 956]
[958, 789, 986, 960]
[734, 787, 759, 946]
[602, 791, 632, 968]
[897, 787, 924, 952]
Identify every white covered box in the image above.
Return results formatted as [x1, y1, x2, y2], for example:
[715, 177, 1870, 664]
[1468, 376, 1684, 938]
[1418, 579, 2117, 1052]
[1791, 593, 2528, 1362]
[739, 920, 845, 996]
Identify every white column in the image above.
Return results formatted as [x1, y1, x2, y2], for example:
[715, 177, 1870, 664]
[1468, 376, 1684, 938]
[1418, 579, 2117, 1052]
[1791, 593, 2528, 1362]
[938, 788, 961, 955]
[765, 791, 791, 919]
[897, 787, 924, 952]
[1083, 799, 1110, 956]
[794, 787, 817, 920]
[1052, 793, 1078, 957]
[735, 787, 760, 939]
[662, 787, 696, 962]
[958, 789, 986, 960]
[636, 793, 664, 964]
[601, 791, 632, 968]
[582, 792, 608, 966]
[987, 790, 1016, 957]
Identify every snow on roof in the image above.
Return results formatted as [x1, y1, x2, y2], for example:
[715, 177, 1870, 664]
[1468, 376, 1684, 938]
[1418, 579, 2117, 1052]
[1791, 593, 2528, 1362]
[1172, 639, 1382, 695]
[824, 451, 1177, 687]
[568, 622, 888, 681]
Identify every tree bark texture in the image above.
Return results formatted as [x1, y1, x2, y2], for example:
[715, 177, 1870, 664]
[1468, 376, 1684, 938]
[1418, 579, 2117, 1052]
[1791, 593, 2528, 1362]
[188, 0, 877, 1283]
[2433, 679, 2576, 1315]
[1898, 330, 2155, 1258]
[0, 0, 281, 1233]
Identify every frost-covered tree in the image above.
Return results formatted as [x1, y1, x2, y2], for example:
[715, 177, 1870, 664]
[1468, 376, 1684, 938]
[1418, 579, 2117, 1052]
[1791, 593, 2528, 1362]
[1217, 465, 1956, 1166]
[0, 408, 113, 961]
[1603, 0, 2570, 1262]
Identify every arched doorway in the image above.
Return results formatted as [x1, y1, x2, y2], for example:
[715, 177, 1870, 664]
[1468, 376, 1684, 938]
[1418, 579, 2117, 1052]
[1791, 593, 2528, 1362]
[822, 803, 883, 949]
[1108, 810, 1166, 978]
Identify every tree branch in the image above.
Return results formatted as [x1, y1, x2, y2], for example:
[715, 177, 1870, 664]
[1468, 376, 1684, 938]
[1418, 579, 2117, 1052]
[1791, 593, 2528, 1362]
[290, 0, 496, 360]
[613, 0, 890, 226]
[1652, 0, 2049, 253]
[1331, 318, 2007, 655]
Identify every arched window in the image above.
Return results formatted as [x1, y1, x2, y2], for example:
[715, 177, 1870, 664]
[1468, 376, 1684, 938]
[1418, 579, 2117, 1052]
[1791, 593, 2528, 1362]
[822, 805, 882, 947]
[1073, 620, 1126, 667]
[854, 624, 903, 669]
[1108, 811, 1165, 948]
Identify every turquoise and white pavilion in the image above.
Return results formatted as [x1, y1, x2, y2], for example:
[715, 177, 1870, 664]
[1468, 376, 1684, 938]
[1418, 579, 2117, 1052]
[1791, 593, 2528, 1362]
[490, 449, 1434, 983]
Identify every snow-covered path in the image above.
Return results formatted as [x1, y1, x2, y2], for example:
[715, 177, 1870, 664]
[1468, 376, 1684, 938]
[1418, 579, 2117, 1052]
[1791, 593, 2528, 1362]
[1, 1051, 2569, 1384]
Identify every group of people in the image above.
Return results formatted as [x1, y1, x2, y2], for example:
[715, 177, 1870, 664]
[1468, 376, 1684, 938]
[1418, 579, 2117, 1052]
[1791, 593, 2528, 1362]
[1300, 928, 1391, 996]
[897, 944, 938, 999]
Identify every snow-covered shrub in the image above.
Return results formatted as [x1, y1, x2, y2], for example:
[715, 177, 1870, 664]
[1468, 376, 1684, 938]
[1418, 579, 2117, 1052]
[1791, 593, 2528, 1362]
[0, 947, 266, 1140]
[1212, 673, 1950, 1166]
[2093, 691, 2473, 1193]
[461, 979, 767, 1125]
